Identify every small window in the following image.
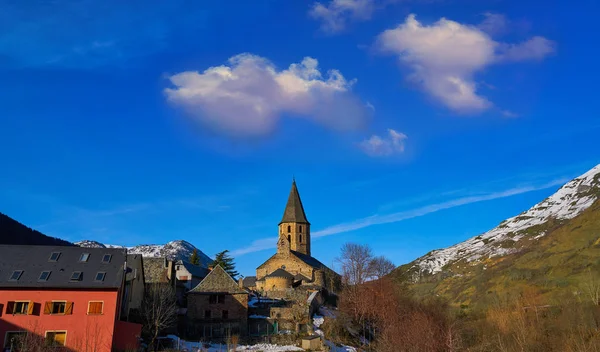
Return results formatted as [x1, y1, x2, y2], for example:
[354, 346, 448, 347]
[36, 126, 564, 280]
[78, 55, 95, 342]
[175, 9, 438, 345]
[222, 310, 229, 319]
[70, 271, 82, 281]
[88, 301, 103, 315]
[217, 294, 225, 304]
[102, 254, 112, 263]
[39, 271, 51, 281]
[4, 332, 27, 347]
[79, 253, 90, 262]
[299, 235, 302, 243]
[287, 235, 291, 243]
[287, 225, 291, 232]
[95, 272, 106, 282]
[209, 295, 217, 304]
[51, 302, 66, 314]
[45, 331, 66, 347]
[49, 252, 61, 262]
[13, 301, 30, 315]
[205, 310, 211, 319]
[299, 225, 302, 232]
[9, 270, 23, 281]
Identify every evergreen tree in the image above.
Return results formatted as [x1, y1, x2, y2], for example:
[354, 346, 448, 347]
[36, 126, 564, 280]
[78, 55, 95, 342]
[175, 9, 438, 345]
[189, 249, 200, 265]
[211, 250, 239, 279]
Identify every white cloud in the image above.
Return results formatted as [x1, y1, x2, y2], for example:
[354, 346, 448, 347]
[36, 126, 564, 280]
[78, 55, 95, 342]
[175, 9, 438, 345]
[309, 0, 378, 33]
[359, 128, 407, 157]
[164, 54, 369, 137]
[376, 14, 555, 114]
[478, 12, 508, 36]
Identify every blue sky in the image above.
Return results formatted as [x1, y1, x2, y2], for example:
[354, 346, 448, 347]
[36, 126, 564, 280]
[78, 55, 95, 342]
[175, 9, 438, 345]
[1, 0, 598, 276]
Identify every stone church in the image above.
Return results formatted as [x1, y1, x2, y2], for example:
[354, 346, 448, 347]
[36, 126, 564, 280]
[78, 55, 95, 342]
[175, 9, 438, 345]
[253, 180, 340, 293]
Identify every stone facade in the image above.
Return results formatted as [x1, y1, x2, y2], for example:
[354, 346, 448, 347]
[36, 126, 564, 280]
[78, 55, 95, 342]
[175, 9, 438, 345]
[186, 265, 248, 339]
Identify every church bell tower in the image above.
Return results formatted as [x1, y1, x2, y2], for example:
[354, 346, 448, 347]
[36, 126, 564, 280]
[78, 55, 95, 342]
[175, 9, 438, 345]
[278, 179, 311, 256]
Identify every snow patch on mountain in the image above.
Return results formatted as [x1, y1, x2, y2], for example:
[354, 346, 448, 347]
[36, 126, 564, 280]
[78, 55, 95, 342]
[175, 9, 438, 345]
[75, 239, 213, 267]
[410, 164, 600, 279]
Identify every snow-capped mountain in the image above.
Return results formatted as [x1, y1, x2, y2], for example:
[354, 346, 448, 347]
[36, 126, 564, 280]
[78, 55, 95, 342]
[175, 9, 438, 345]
[406, 164, 600, 281]
[75, 239, 213, 267]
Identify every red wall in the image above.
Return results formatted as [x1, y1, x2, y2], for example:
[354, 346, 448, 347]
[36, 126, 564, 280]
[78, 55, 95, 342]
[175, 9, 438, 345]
[0, 288, 125, 352]
[113, 321, 142, 351]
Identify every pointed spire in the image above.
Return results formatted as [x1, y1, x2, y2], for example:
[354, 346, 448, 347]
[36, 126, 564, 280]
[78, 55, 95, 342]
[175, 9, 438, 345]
[280, 179, 310, 225]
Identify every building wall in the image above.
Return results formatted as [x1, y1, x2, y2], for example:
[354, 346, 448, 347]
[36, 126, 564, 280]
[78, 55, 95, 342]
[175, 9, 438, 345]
[278, 222, 310, 256]
[0, 289, 124, 352]
[256, 255, 314, 282]
[264, 277, 292, 291]
[186, 293, 248, 338]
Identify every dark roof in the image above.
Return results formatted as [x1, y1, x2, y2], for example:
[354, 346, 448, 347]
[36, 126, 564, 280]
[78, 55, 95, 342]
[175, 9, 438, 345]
[178, 260, 210, 278]
[241, 276, 257, 287]
[143, 257, 169, 284]
[265, 268, 294, 279]
[0, 245, 126, 289]
[294, 273, 310, 282]
[291, 250, 327, 270]
[280, 180, 309, 225]
[189, 265, 246, 294]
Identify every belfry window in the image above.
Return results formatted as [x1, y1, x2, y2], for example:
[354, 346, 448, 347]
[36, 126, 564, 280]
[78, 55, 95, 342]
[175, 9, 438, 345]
[287, 235, 291, 243]
[299, 235, 302, 243]
[287, 225, 291, 232]
[299, 225, 302, 233]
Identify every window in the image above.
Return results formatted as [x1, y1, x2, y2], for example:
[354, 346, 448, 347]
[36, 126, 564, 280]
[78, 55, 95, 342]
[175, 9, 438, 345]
[299, 225, 302, 232]
[4, 331, 27, 348]
[222, 310, 228, 319]
[287, 225, 291, 232]
[49, 252, 61, 262]
[44, 301, 72, 315]
[12, 301, 30, 315]
[88, 301, 103, 315]
[94, 272, 106, 282]
[209, 295, 217, 304]
[45, 331, 66, 347]
[102, 254, 112, 263]
[299, 235, 302, 243]
[287, 235, 291, 243]
[79, 253, 90, 262]
[9, 270, 23, 281]
[39, 271, 51, 282]
[51, 302, 66, 314]
[218, 294, 225, 304]
[70, 271, 82, 281]
[204, 310, 211, 319]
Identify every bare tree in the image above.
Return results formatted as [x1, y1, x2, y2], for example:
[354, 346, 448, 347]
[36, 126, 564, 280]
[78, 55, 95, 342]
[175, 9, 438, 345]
[337, 243, 373, 286]
[583, 268, 600, 305]
[142, 284, 178, 350]
[368, 256, 396, 280]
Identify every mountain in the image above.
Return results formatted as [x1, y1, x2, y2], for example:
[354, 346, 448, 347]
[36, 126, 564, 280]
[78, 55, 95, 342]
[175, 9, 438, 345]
[394, 164, 600, 308]
[76, 239, 214, 267]
[0, 212, 73, 246]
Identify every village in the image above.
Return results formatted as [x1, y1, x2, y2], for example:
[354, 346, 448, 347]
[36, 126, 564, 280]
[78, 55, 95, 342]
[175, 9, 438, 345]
[0, 181, 355, 352]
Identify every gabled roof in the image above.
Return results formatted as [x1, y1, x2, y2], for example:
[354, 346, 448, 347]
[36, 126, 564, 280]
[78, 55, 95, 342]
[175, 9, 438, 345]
[0, 245, 126, 289]
[189, 265, 246, 294]
[265, 268, 294, 279]
[241, 276, 257, 287]
[290, 250, 327, 270]
[280, 180, 309, 224]
[177, 260, 210, 278]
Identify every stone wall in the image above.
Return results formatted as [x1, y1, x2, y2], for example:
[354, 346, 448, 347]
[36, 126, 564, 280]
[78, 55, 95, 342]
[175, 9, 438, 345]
[187, 292, 248, 338]
[279, 222, 310, 256]
[257, 254, 315, 281]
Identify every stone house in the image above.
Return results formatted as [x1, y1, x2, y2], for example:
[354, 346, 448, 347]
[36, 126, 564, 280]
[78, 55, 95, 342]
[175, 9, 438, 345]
[186, 265, 248, 340]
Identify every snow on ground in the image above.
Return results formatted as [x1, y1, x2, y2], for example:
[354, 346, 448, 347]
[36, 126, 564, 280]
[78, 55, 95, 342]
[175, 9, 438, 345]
[167, 335, 303, 351]
[312, 309, 357, 352]
[411, 164, 600, 277]
[249, 314, 269, 319]
[248, 297, 282, 308]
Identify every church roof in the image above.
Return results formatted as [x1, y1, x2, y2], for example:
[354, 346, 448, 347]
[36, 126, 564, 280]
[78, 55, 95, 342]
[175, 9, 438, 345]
[291, 250, 327, 270]
[280, 180, 309, 225]
[265, 268, 294, 279]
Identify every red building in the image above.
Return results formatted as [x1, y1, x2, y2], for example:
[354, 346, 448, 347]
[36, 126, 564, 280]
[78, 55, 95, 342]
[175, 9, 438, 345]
[0, 245, 143, 352]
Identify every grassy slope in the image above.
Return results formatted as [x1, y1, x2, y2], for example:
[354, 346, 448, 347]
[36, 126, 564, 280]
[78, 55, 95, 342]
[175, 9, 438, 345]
[394, 199, 600, 310]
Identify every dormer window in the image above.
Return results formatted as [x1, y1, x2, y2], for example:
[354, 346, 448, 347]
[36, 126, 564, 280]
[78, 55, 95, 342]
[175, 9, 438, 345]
[70, 271, 82, 281]
[102, 254, 112, 263]
[39, 271, 51, 282]
[9, 270, 23, 281]
[79, 253, 90, 262]
[95, 272, 106, 282]
[49, 252, 61, 262]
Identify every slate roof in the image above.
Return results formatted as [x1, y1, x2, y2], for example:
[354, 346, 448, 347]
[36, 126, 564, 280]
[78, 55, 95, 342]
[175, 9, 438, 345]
[280, 180, 309, 225]
[241, 276, 257, 287]
[143, 257, 169, 284]
[290, 251, 327, 270]
[0, 245, 126, 289]
[294, 273, 310, 282]
[189, 265, 246, 294]
[265, 268, 294, 279]
[178, 260, 210, 278]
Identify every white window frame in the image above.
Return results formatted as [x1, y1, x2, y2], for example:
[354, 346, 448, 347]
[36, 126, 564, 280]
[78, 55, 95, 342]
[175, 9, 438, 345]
[44, 330, 67, 347]
[87, 301, 104, 315]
